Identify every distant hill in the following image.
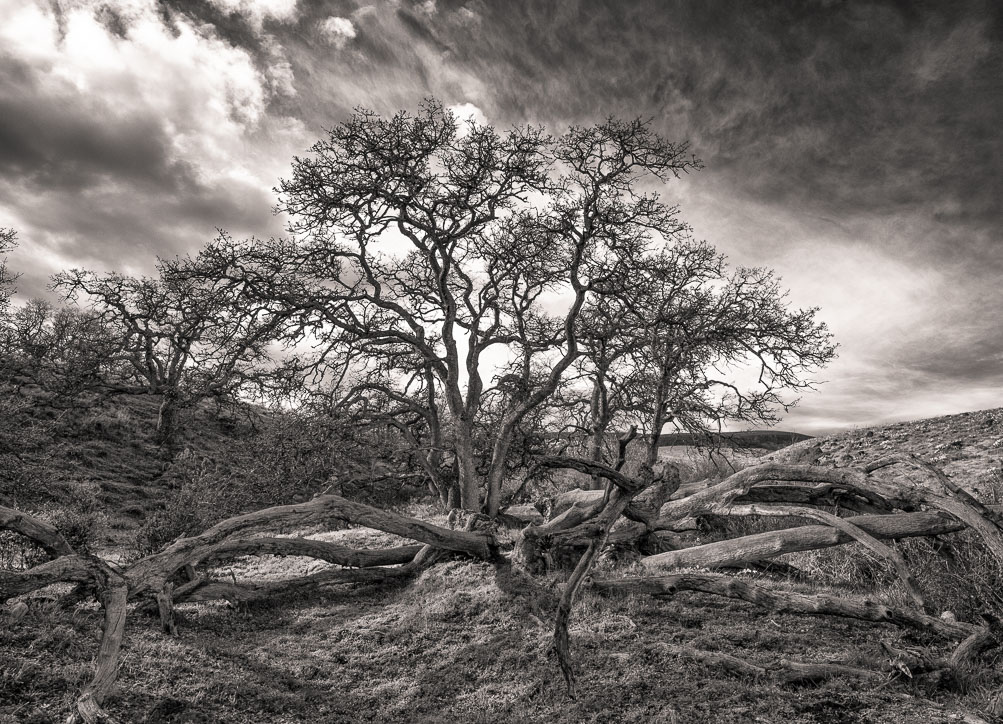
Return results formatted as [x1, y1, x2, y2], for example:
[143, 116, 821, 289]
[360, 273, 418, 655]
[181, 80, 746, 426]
[655, 430, 811, 451]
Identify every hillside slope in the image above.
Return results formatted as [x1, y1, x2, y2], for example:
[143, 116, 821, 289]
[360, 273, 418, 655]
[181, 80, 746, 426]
[817, 408, 1002, 498]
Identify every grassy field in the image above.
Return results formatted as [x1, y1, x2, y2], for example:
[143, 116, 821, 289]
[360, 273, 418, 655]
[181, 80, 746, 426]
[4, 407, 1003, 722]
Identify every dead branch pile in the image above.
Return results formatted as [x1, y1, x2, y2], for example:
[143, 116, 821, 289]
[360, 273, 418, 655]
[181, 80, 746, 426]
[5, 453, 1003, 721]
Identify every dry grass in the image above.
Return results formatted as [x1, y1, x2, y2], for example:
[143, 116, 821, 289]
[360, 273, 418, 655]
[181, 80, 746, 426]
[6, 407, 1003, 722]
[5, 521, 1001, 723]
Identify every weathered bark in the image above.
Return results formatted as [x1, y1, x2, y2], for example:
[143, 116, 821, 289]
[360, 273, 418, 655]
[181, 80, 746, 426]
[554, 487, 637, 697]
[675, 646, 886, 684]
[126, 493, 493, 598]
[177, 557, 426, 604]
[552, 430, 649, 697]
[70, 562, 127, 724]
[548, 489, 605, 519]
[735, 483, 893, 514]
[0, 505, 75, 558]
[156, 583, 177, 635]
[1, 554, 93, 601]
[454, 428, 481, 512]
[155, 388, 180, 446]
[949, 619, 1002, 670]
[196, 538, 423, 569]
[594, 573, 972, 639]
[725, 503, 928, 611]
[641, 510, 970, 571]
[656, 463, 903, 521]
[8, 453, 1003, 722]
[497, 505, 545, 527]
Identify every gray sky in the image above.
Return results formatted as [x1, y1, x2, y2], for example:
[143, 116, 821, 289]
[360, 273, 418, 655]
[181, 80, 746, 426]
[0, 0, 1000, 433]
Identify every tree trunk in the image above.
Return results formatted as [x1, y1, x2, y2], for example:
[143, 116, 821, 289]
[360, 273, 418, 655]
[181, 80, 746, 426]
[453, 426, 481, 511]
[156, 388, 179, 446]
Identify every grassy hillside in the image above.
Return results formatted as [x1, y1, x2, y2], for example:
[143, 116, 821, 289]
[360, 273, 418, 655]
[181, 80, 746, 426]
[4, 406, 1003, 723]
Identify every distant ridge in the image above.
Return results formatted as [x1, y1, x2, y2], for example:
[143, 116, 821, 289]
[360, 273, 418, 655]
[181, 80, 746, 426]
[545, 429, 811, 452]
[656, 430, 811, 451]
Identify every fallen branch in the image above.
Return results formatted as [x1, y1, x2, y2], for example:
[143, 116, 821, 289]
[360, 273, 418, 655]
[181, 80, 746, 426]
[0, 505, 75, 558]
[593, 572, 972, 639]
[195, 538, 423, 569]
[676, 645, 887, 684]
[726, 503, 927, 611]
[177, 559, 426, 604]
[126, 494, 493, 598]
[641, 510, 968, 570]
[1, 554, 94, 602]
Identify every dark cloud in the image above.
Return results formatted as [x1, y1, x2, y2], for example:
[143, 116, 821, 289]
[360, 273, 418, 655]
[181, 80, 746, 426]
[0, 56, 191, 192]
[1, 0, 999, 430]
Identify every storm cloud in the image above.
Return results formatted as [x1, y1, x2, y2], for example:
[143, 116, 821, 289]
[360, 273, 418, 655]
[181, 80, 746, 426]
[0, 0, 999, 432]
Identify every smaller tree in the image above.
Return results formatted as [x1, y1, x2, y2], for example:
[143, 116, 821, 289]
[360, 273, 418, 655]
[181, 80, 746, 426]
[52, 248, 303, 444]
[567, 239, 836, 480]
[1, 299, 127, 398]
[0, 227, 17, 329]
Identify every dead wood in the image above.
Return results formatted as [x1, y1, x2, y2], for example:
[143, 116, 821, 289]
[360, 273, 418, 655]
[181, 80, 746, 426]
[722, 503, 927, 611]
[125, 493, 493, 598]
[554, 487, 638, 698]
[664, 644, 886, 684]
[7, 452, 1003, 721]
[156, 582, 177, 635]
[735, 483, 893, 514]
[176, 559, 424, 604]
[0, 504, 75, 558]
[69, 561, 128, 724]
[879, 455, 1003, 566]
[1, 554, 94, 601]
[641, 510, 969, 570]
[195, 537, 423, 569]
[593, 572, 973, 639]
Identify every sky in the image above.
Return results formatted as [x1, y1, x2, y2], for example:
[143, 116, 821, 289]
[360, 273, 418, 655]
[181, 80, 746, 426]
[0, 0, 1000, 434]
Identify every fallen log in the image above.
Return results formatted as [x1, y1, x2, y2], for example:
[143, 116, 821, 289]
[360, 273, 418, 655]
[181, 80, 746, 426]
[675, 645, 887, 684]
[593, 572, 973, 639]
[722, 503, 928, 611]
[1, 554, 94, 602]
[177, 558, 426, 604]
[195, 537, 423, 569]
[640, 510, 968, 570]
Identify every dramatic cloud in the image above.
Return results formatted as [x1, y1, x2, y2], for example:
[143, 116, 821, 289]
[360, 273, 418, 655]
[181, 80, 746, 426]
[318, 16, 356, 45]
[0, 0, 305, 291]
[204, 0, 299, 30]
[0, 0, 999, 432]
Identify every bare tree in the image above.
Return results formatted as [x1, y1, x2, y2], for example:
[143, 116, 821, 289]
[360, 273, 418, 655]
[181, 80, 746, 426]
[52, 250, 302, 444]
[269, 101, 698, 513]
[0, 228, 17, 326]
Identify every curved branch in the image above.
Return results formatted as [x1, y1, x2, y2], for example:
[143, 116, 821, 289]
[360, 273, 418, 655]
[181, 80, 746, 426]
[727, 503, 927, 611]
[70, 562, 128, 724]
[194, 538, 423, 569]
[642, 509, 969, 570]
[0, 505, 75, 558]
[1, 554, 93, 602]
[126, 494, 493, 597]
